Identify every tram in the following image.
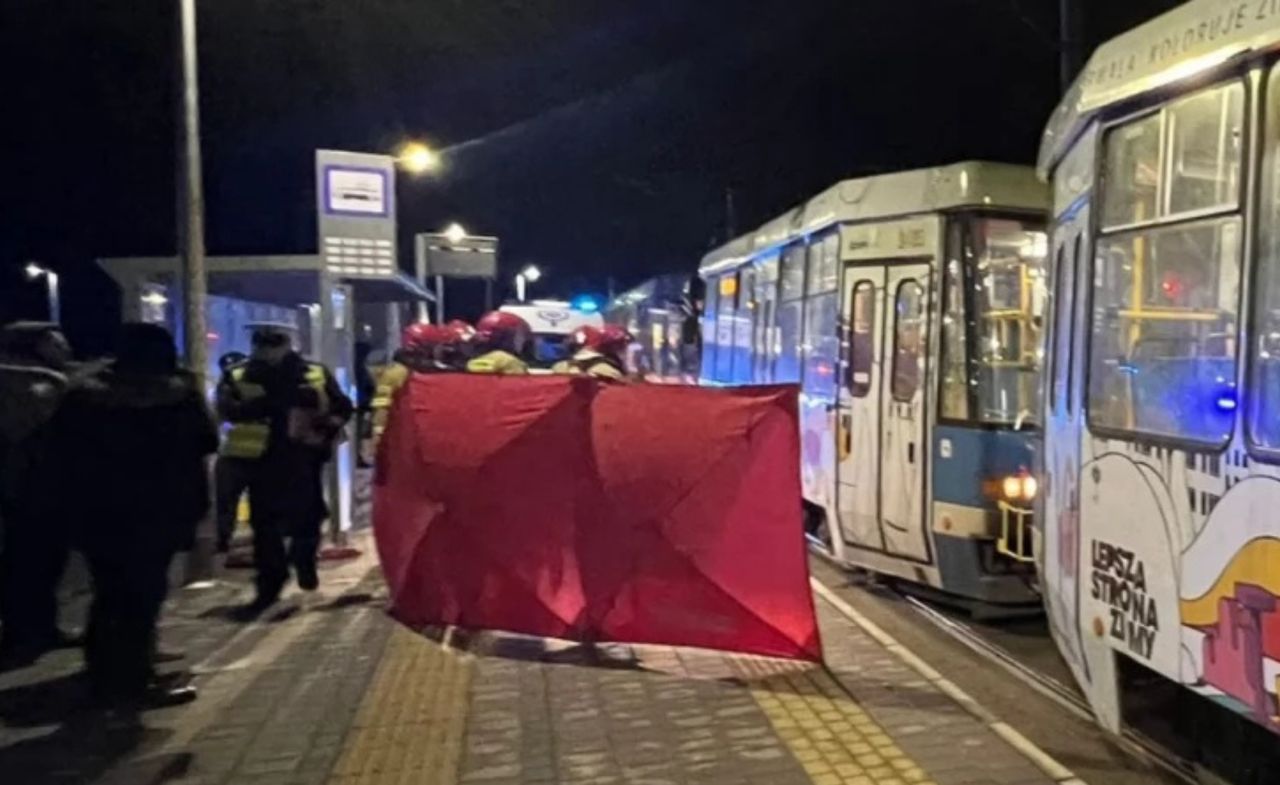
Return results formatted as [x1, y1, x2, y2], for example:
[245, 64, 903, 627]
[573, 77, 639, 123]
[699, 162, 1049, 608]
[1037, 0, 1280, 752]
[605, 274, 702, 383]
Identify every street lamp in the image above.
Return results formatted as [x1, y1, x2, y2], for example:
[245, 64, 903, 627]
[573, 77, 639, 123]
[515, 264, 542, 303]
[429, 223, 469, 323]
[24, 262, 60, 324]
[443, 222, 468, 244]
[397, 141, 441, 175]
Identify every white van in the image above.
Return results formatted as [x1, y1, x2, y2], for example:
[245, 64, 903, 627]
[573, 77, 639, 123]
[499, 301, 604, 370]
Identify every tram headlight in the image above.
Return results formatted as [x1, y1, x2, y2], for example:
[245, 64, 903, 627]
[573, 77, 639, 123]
[998, 473, 1038, 503]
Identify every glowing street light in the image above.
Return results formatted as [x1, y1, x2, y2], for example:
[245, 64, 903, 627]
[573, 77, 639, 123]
[515, 264, 542, 303]
[24, 261, 60, 324]
[397, 142, 441, 175]
[443, 222, 468, 244]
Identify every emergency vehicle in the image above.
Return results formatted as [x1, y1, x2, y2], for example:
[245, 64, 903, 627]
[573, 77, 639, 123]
[499, 301, 605, 370]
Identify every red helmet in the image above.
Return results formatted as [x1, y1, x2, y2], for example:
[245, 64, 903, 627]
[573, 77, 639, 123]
[595, 325, 633, 358]
[445, 320, 476, 345]
[475, 310, 532, 351]
[569, 325, 602, 353]
[401, 322, 450, 351]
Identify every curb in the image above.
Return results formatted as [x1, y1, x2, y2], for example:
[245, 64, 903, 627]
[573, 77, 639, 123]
[811, 578, 1088, 785]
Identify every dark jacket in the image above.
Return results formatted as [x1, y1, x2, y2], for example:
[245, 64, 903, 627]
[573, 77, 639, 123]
[0, 361, 67, 514]
[46, 369, 218, 552]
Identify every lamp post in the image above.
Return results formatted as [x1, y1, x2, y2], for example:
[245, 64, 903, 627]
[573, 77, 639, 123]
[177, 0, 207, 388]
[396, 142, 445, 321]
[515, 264, 542, 303]
[433, 223, 468, 323]
[24, 262, 60, 324]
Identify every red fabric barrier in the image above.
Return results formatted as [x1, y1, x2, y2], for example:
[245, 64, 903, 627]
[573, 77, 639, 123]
[373, 375, 821, 661]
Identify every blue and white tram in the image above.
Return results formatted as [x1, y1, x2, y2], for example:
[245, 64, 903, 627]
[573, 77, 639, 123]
[1038, 0, 1280, 756]
[699, 162, 1049, 608]
[605, 274, 702, 383]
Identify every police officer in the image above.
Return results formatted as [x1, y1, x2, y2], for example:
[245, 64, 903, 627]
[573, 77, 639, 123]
[554, 324, 631, 381]
[217, 326, 352, 617]
[370, 323, 451, 447]
[213, 351, 249, 553]
[466, 311, 532, 375]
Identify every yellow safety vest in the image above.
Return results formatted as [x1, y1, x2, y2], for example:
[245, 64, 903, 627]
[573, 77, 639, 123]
[466, 351, 529, 376]
[221, 363, 328, 459]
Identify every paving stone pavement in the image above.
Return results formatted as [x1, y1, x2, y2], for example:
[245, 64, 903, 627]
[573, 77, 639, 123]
[1, 546, 1064, 785]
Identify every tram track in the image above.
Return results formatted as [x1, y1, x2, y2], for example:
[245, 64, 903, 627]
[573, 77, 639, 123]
[895, 589, 1201, 785]
[807, 540, 1211, 783]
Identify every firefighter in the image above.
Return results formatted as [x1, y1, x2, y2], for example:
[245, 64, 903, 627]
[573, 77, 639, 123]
[466, 311, 532, 375]
[555, 324, 631, 381]
[370, 323, 451, 447]
[441, 320, 476, 370]
[216, 325, 352, 618]
[550, 325, 601, 375]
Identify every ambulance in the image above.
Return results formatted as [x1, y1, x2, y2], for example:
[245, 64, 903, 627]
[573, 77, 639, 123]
[499, 300, 605, 370]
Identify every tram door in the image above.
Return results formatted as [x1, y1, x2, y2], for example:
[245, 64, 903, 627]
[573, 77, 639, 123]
[837, 261, 931, 561]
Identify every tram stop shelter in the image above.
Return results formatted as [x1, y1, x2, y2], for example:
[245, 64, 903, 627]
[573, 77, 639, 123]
[98, 253, 434, 537]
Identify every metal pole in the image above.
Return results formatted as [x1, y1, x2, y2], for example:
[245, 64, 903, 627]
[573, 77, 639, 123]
[178, 0, 213, 585]
[46, 273, 60, 325]
[516, 274, 526, 303]
[177, 0, 207, 384]
[1059, 0, 1081, 93]
[435, 274, 445, 323]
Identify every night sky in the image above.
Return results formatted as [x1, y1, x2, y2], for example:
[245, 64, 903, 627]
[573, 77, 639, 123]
[1, 0, 1178, 354]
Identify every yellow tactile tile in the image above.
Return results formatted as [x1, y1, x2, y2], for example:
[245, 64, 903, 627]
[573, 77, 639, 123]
[327, 626, 473, 785]
[750, 671, 939, 785]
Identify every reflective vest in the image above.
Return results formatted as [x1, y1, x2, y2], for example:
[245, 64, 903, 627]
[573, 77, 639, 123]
[221, 362, 328, 459]
[466, 350, 528, 376]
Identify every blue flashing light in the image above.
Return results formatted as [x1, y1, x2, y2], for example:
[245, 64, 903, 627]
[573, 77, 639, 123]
[1216, 392, 1238, 412]
[572, 295, 601, 313]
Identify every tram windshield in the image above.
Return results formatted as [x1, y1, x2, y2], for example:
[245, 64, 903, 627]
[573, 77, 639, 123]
[941, 216, 1048, 427]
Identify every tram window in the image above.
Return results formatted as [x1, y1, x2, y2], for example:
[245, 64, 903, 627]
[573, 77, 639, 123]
[940, 224, 971, 419]
[1066, 235, 1083, 413]
[806, 234, 839, 295]
[754, 256, 780, 383]
[733, 267, 756, 384]
[781, 244, 806, 302]
[804, 292, 839, 399]
[891, 280, 925, 402]
[1089, 217, 1241, 444]
[849, 281, 876, 398]
[1102, 81, 1244, 230]
[972, 218, 1048, 425]
[1102, 113, 1161, 229]
[1167, 85, 1243, 217]
[776, 300, 803, 383]
[701, 275, 718, 378]
[1049, 245, 1068, 412]
[713, 273, 738, 383]
[1247, 63, 1280, 450]
[823, 234, 840, 291]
